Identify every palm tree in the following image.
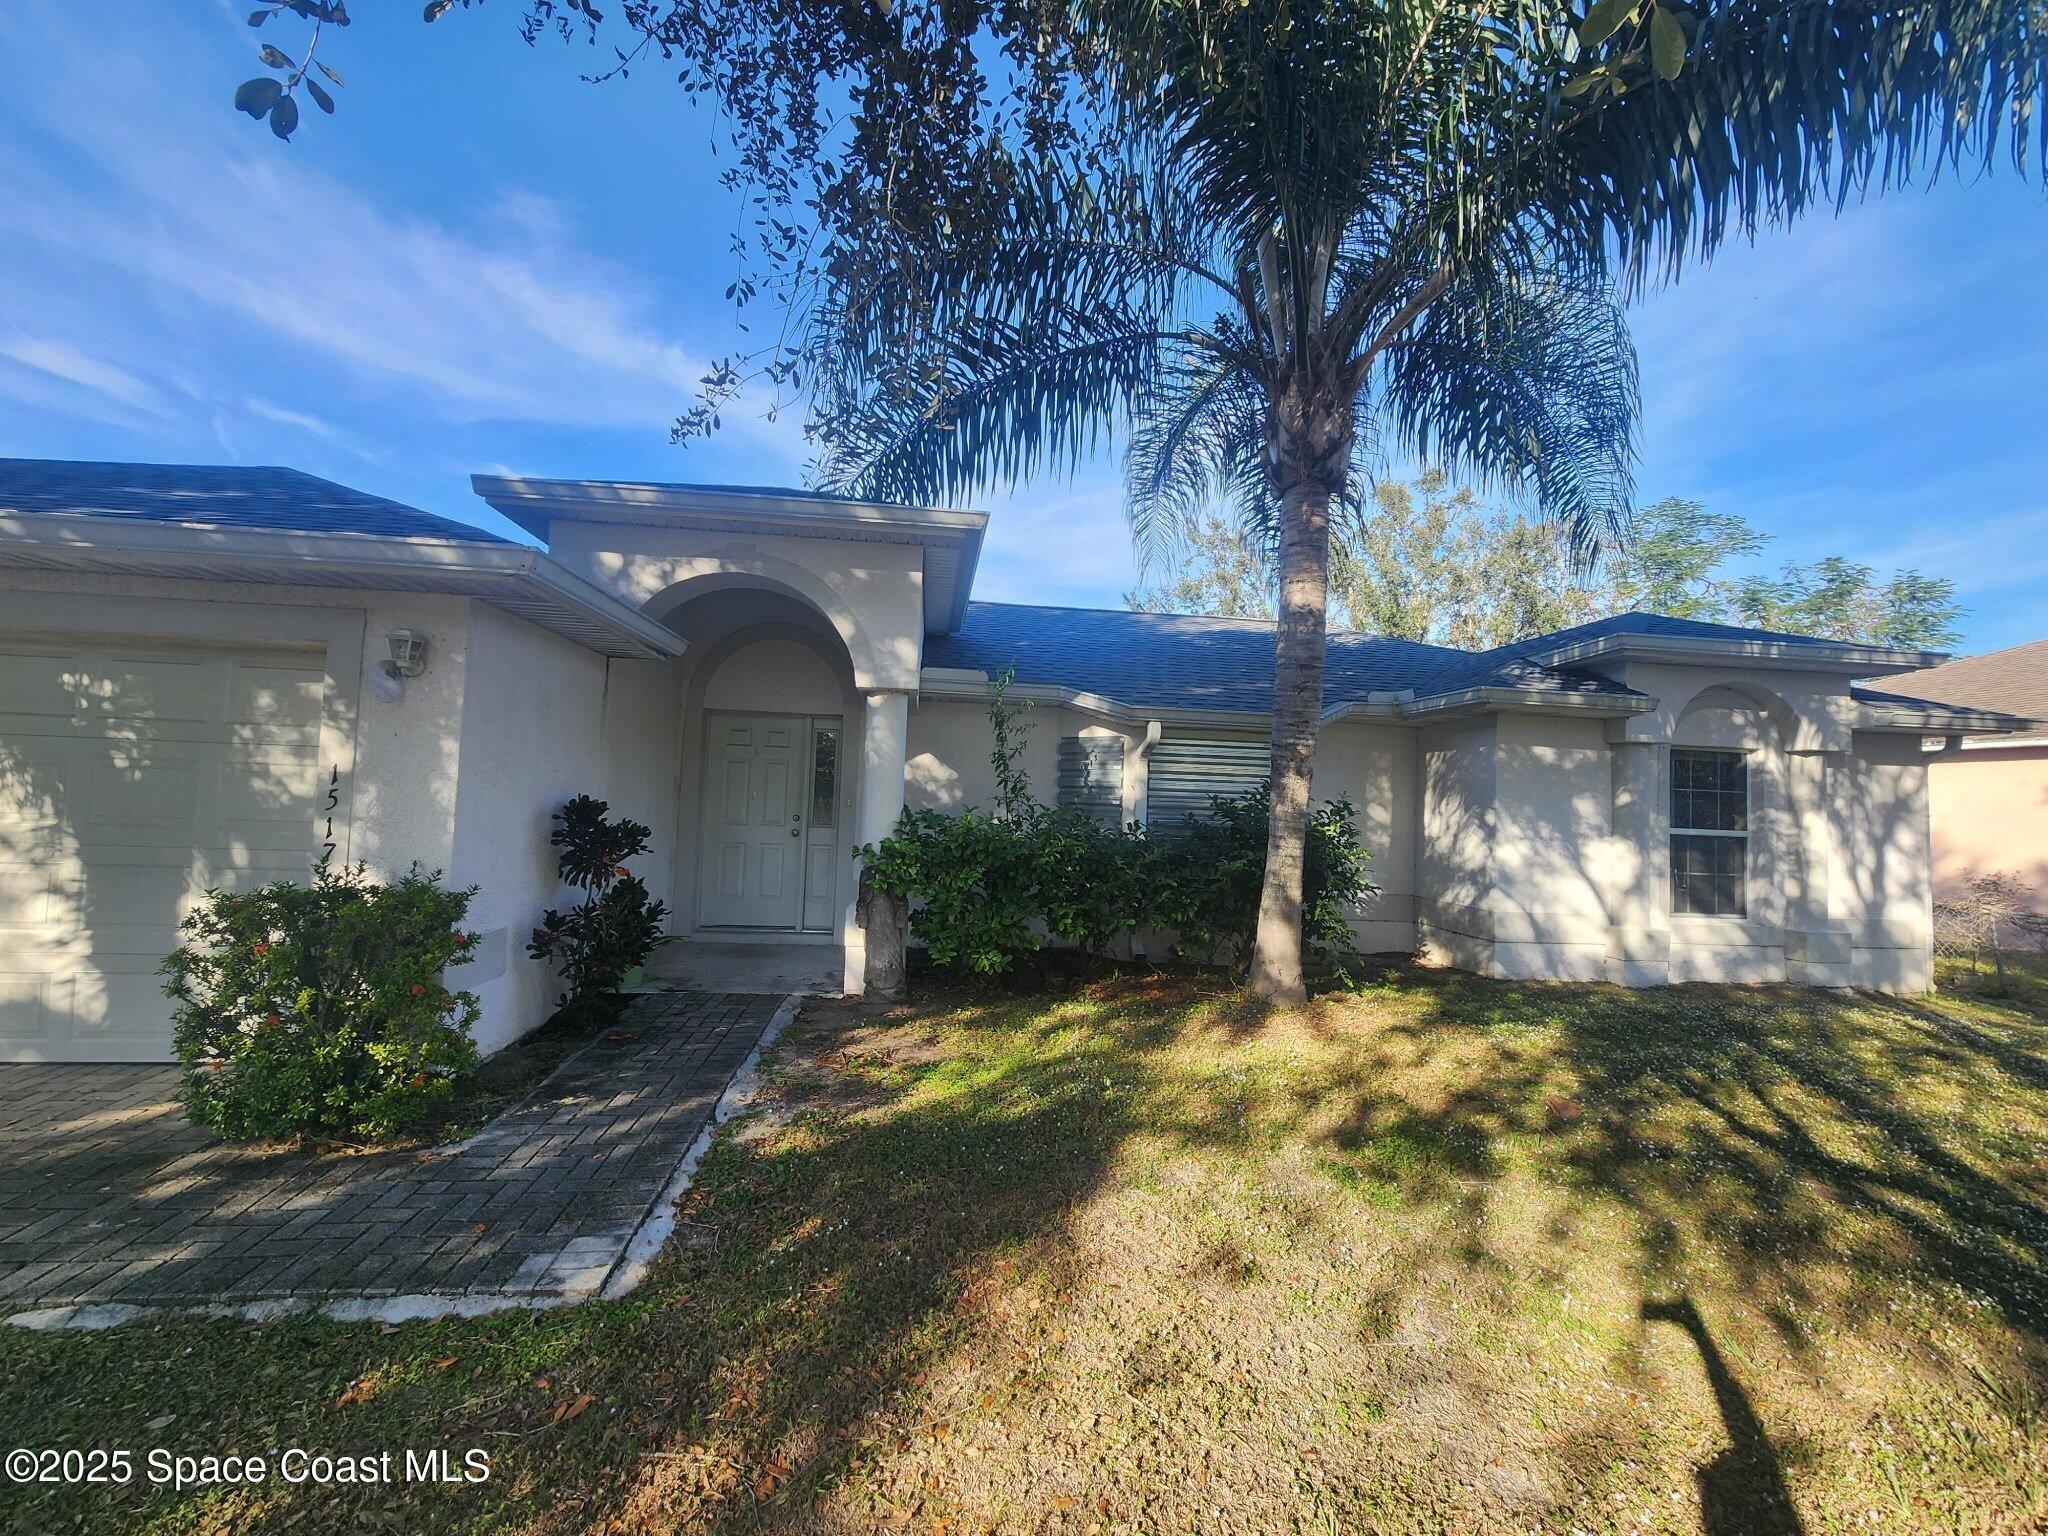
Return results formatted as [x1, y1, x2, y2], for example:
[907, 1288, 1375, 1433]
[807, 0, 2043, 1004]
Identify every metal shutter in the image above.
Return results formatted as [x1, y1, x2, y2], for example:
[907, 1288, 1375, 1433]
[1146, 738, 1268, 830]
[1056, 736, 1125, 827]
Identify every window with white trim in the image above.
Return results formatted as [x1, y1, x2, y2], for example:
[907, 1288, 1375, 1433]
[1670, 748, 1748, 917]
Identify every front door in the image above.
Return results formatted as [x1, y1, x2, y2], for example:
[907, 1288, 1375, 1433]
[698, 714, 806, 928]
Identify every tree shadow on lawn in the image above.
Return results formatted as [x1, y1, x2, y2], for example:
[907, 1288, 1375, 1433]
[0, 993, 1151, 1535]
[1341, 964, 2048, 1514]
[1643, 1296, 1807, 1536]
[613, 971, 2046, 1535]
[1348, 964, 2048, 1352]
[9, 968, 2046, 1535]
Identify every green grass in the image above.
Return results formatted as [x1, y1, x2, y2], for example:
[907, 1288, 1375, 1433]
[3, 956, 2046, 1535]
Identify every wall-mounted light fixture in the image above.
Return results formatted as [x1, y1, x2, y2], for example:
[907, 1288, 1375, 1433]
[367, 629, 429, 703]
[386, 629, 429, 678]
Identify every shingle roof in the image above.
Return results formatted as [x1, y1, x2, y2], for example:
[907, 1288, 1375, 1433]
[1899, 638, 2048, 720]
[1848, 685, 2038, 729]
[924, 602, 1644, 714]
[1498, 609, 1892, 655]
[0, 459, 512, 545]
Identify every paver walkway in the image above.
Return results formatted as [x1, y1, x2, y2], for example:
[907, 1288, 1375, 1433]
[0, 992, 782, 1316]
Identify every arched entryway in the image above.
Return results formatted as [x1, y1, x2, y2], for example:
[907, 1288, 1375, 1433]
[641, 579, 884, 993]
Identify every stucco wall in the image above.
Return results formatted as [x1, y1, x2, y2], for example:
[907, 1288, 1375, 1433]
[447, 603, 613, 1054]
[1415, 719, 1496, 970]
[544, 521, 927, 690]
[1837, 733, 1937, 986]
[1311, 721, 1419, 951]
[1930, 747, 2048, 950]
[905, 698, 1142, 813]
[1488, 714, 1612, 981]
[595, 654, 689, 920]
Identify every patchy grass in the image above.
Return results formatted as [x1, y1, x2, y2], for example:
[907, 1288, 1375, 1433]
[4, 958, 2047, 1534]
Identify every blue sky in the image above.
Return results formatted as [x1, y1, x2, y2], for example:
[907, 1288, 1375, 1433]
[2, 1, 2044, 651]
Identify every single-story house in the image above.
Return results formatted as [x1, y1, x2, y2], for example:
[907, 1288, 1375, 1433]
[1912, 638, 2048, 947]
[2, 458, 2038, 1062]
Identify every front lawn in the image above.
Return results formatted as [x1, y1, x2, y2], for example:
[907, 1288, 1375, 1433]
[5, 959, 2045, 1534]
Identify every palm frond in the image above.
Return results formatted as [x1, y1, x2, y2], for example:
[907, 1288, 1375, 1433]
[1122, 328, 1269, 570]
[1377, 262, 1638, 563]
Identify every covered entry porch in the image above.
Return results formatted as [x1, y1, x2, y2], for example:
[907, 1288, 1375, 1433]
[470, 475, 988, 996]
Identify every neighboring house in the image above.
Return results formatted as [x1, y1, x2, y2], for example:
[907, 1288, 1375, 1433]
[0, 459, 2037, 1063]
[1910, 638, 2048, 946]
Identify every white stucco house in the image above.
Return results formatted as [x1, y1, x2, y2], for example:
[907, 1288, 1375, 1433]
[1, 458, 2037, 1063]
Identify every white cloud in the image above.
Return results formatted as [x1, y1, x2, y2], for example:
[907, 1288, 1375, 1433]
[0, 335, 170, 418]
[975, 468, 1143, 608]
[0, 2, 801, 461]
[243, 396, 344, 438]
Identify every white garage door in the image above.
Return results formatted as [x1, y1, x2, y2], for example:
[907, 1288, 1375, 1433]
[0, 639, 329, 1062]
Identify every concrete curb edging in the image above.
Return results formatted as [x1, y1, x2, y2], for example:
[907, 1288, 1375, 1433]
[5, 994, 801, 1333]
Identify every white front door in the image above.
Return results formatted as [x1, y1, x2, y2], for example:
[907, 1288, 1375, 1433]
[698, 714, 807, 928]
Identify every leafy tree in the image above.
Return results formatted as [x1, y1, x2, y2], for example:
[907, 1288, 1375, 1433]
[1604, 497, 1768, 621]
[1144, 482, 1965, 651]
[1331, 473, 1601, 649]
[796, 1, 2039, 1002]
[1126, 514, 1275, 620]
[246, 2, 2041, 1002]
[1733, 556, 1963, 648]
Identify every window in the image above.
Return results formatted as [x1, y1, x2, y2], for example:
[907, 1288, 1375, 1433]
[1670, 748, 1748, 917]
[808, 722, 839, 829]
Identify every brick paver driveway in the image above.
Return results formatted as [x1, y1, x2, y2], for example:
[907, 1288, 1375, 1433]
[0, 992, 783, 1318]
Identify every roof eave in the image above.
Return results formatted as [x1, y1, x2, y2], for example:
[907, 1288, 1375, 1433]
[0, 512, 685, 661]
[1871, 706, 2048, 736]
[1393, 686, 1658, 722]
[470, 474, 988, 635]
[918, 668, 1654, 727]
[1953, 731, 2048, 750]
[1529, 632, 1945, 677]
[470, 473, 988, 536]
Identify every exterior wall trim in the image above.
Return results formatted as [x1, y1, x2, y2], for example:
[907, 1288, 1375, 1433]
[0, 512, 684, 660]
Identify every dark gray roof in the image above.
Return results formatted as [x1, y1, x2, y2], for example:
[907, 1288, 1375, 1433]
[1497, 609, 1881, 655]
[925, 603, 1644, 714]
[0, 459, 512, 545]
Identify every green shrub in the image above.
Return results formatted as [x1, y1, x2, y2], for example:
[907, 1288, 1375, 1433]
[162, 863, 481, 1142]
[527, 795, 669, 1017]
[860, 804, 1042, 975]
[1158, 786, 1378, 971]
[1032, 808, 1165, 954]
[858, 673, 1375, 979]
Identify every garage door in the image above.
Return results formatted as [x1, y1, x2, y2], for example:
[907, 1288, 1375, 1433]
[0, 639, 328, 1061]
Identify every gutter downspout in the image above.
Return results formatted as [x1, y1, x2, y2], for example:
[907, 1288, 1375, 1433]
[1130, 720, 1164, 830]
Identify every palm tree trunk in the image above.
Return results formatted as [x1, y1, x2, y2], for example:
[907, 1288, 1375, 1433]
[1249, 449, 1336, 1005]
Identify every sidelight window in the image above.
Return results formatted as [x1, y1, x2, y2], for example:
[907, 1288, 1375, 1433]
[809, 723, 839, 829]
